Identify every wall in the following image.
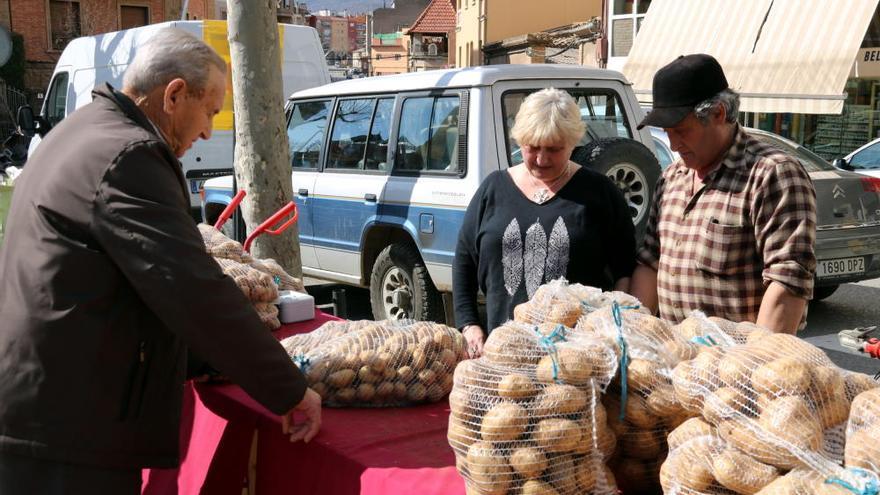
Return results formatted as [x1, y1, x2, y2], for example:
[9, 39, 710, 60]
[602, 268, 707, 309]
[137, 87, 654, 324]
[330, 16, 348, 53]
[455, 0, 601, 67]
[371, 33, 408, 75]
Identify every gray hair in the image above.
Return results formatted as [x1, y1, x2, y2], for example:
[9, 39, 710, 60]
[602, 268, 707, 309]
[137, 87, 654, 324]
[123, 28, 226, 96]
[694, 88, 740, 125]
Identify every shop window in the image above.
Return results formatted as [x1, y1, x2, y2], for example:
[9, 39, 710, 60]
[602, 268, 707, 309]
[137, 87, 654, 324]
[120, 5, 149, 29]
[48, 0, 81, 51]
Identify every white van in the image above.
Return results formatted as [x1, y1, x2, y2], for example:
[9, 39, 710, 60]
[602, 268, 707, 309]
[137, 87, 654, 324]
[23, 20, 330, 218]
[202, 65, 660, 323]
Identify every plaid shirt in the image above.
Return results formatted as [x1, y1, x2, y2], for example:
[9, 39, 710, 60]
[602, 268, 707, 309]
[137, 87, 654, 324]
[637, 126, 816, 327]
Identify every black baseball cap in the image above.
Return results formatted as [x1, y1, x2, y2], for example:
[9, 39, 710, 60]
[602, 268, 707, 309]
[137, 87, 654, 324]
[637, 53, 729, 130]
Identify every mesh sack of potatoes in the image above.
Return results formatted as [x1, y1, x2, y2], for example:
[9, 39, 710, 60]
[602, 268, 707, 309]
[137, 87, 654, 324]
[214, 258, 279, 303]
[845, 387, 880, 475]
[583, 303, 699, 494]
[286, 320, 466, 407]
[198, 223, 254, 263]
[670, 331, 855, 479]
[511, 279, 647, 330]
[448, 321, 620, 495]
[280, 320, 375, 357]
[249, 257, 305, 292]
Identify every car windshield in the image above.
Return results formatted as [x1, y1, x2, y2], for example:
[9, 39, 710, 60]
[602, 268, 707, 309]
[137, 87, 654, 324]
[752, 132, 834, 172]
[849, 142, 880, 170]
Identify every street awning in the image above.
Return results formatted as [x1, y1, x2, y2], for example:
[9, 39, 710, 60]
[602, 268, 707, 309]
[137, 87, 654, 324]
[623, 0, 880, 114]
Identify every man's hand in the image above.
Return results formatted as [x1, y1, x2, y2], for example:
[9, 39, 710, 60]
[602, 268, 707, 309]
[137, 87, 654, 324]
[462, 324, 485, 359]
[281, 388, 322, 443]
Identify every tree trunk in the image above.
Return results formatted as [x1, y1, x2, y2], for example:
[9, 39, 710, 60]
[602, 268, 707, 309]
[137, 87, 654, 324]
[226, 0, 302, 277]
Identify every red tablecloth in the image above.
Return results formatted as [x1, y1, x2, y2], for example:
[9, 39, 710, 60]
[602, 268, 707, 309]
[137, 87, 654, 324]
[142, 312, 466, 495]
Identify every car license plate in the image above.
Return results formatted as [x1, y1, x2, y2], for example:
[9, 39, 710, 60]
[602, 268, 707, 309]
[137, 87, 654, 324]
[817, 256, 865, 278]
[189, 179, 205, 194]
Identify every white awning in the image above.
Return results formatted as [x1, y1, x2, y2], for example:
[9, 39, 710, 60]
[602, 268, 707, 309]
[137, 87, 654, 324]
[623, 0, 880, 114]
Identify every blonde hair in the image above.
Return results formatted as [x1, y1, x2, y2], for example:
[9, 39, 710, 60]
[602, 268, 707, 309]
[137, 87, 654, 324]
[510, 88, 586, 148]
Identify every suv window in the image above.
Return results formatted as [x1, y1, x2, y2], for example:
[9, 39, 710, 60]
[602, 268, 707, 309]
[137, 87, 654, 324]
[328, 98, 375, 170]
[288, 100, 331, 169]
[365, 98, 394, 171]
[502, 89, 632, 166]
[394, 95, 461, 174]
[45, 72, 69, 127]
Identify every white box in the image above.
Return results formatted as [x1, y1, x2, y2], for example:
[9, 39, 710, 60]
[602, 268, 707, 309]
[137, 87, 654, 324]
[277, 290, 315, 324]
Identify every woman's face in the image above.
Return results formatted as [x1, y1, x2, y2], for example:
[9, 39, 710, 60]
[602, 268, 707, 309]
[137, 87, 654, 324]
[520, 141, 575, 180]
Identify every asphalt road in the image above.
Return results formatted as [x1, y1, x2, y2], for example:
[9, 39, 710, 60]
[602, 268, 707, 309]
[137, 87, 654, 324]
[304, 277, 880, 375]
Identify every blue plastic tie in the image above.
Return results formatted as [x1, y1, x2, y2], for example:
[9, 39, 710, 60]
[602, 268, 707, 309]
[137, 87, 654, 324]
[292, 354, 310, 374]
[825, 468, 880, 495]
[690, 334, 719, 347]
[535, 324, 568, 383]
[273, 275, 282, 286]
[611, 301, 640, 421]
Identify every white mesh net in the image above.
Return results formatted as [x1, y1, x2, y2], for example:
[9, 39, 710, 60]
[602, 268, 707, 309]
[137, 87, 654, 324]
[281, 320, 466, 407]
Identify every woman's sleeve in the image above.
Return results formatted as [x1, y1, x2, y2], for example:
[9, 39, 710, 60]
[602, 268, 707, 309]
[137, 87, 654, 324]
[602, 177, 638, 281]
[452, 179, 488, 329]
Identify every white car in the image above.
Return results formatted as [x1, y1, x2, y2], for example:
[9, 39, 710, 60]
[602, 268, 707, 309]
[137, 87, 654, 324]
[834, 137, 880, 178]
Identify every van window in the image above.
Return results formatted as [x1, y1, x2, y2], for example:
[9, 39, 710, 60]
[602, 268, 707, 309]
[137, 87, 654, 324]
[288, 100, 331, 169]
[364, 98, 394, 171]
[45, 72, 69, 126]
[328, 98, 375, 170]
[502, 89, 632, 166]
[395, 95, 461, 174]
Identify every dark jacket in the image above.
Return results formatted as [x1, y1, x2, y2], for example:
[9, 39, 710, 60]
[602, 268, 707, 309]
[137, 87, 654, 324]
[0, 84, 306, 469]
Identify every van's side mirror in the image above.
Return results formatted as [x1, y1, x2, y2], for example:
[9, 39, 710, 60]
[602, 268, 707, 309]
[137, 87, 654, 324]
[17, 105, 36, 137]
[832, 157, 854, 171]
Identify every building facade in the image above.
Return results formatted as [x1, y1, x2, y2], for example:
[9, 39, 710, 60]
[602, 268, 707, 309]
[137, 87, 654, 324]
[406, 0, 454, 72]
[454, 0, 600, 67]
[371, 32, 408, 76]
[10, 0, 214, 106]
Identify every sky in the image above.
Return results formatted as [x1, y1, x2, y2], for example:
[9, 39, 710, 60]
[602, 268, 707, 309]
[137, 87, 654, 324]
[304, 0, 390, 14]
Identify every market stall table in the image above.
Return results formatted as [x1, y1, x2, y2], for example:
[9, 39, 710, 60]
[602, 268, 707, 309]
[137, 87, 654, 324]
[142, 311, 466, 495]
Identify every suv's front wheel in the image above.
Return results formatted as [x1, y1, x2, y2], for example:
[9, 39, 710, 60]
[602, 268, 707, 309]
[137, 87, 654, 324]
[370, 243, 445, 322]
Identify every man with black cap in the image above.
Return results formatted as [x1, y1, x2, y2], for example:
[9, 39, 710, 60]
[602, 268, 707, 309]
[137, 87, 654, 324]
[629, 54, 816, 334]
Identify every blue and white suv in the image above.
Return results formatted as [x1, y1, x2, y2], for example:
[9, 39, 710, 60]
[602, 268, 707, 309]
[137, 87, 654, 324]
[201, 64, 660, 322]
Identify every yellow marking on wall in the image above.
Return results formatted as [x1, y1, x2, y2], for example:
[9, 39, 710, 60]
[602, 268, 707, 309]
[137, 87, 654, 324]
[203, 20, 285, 131]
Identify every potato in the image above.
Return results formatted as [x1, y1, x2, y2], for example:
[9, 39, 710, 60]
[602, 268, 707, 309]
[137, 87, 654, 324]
[482, 324, 541, 366]
[311, 382, 328, 400]
[358, 365, 380, 384]
[751, 357, 811, 396]
[691, 345, 725, 391]
[673, 315, 715, 341]
[521, 480, 559, 495]
[845, 372, 880, 399]
[480, 402, 528, 443]
[375, 381, 394, 399]
[534, 383, 588, 417]
[544, 454, 578, 494]
[509, 447, 548, 479]
[646, 383, 684, 417]
[448, 415, 477, 449]
[392, 381, 407, 400]
[327, 369, 356, 388]
[497, 373, 537, 401]
[407, 383, 427, 402]
[466, 441, 513, 494]
[577, 461, 616, 493]
[627, 358, 661, 393]
[845, 426, 880, 471]
[759, 396, 823, 456]
[536, 348, 596, 385]
[513, 301, 536, 324]
[717, 419, 789, 469]
[439, 348, 458, 369]
[660, 339, 698, 364]
[426, 383, 446, 402]
[668, 417, 714, 451]
[410, 345, 429, 370]
[747, 333, 830, 364]
[810, 366, 849, 428]
[718, 351, 755, 388]
[672, 361, 703, 413]
[623, 397, 661, 429]
[713, 447, 780, 494]
[703, 386, 749, 424]
[546, 301, 582, 327]
[418, 368, 438, 386]
[334, 387, 356, 403]
[397, 365, 415, 383]
[660, 442, 716, 492]
[533, 418, 582, 453]
[620, 428, 665, 460]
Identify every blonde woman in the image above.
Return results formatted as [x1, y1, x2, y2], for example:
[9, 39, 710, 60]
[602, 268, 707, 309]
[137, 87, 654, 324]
[453, 88, 636, 357]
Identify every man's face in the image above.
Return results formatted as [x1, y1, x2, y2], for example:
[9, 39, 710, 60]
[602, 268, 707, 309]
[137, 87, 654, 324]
[664, 110, 728, 173]
[167, 66, 226, 157]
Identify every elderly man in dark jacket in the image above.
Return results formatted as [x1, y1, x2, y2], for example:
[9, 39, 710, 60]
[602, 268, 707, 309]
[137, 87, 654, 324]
[0, 28, 320, 493]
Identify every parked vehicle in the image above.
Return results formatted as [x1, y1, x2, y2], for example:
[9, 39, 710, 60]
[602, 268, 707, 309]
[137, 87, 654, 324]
[833, 137, 880, 178]
[17, 20, 330, 219]
[202, 65, 661, 322]
[649, 126, 678, 169]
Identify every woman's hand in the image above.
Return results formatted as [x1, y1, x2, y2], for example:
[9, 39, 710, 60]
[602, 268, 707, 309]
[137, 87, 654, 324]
[462, 324, 486, 359]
